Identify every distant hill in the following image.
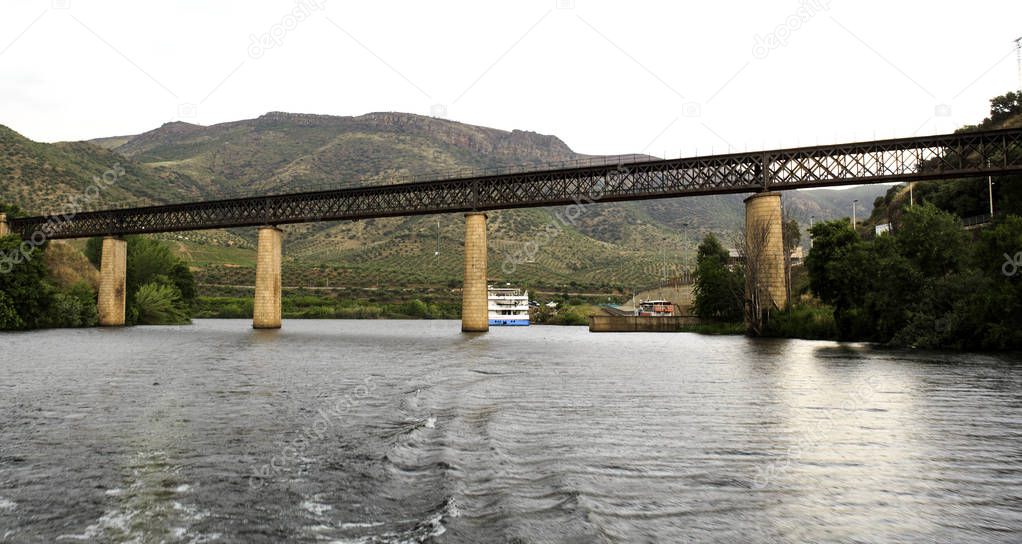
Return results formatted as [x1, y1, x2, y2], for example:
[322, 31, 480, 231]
[3, 112, 888, 293]
[90, 112, 581, 198]
[0, 124, 206, 213]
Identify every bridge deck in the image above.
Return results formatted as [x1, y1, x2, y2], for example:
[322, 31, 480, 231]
[8, 128, 1022, 240]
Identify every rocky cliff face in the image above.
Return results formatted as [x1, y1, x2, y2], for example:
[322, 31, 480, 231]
[354, 112, 577, 164]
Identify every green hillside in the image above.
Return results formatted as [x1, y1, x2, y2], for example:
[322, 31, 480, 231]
[0, 125, 210, 213]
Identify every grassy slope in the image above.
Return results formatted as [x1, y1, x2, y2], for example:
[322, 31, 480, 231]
[0, 125, 212, 213]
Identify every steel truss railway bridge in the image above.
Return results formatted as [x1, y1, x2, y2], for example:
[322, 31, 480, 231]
[2, 128, 1021, 331]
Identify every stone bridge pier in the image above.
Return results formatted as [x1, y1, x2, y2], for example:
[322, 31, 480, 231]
[462, 212, 488, 333]
[744, 192, 788, 318]
[253, 226, 283, 329]
[98, 236, 127, 326]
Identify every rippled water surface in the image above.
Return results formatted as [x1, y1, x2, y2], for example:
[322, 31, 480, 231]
[1, 320, 1021, 543]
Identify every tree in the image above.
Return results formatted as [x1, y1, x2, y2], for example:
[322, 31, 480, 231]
[830, 235, 920, 341]
[692, 234, 743, 322]
[0, 291, 23, 329]
[961, 215, 1022, 348]
[84, 236, 102, 268]
[0, 235, 54, 330]
[805, 219, 858, 307]
[988, 91, 1021, 125]
[696, 233, 728, 263]
[896, 203, 966, 278]
[738, 219, 776, 335]
[168, 261, 197, 308]
[782, 218, 801, 254]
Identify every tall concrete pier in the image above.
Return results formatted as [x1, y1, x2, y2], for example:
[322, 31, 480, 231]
[744, 192, 787, 311]
[97, 236, 127, 326]
[461, 212, 488, 332]
[253, 226, 282, 329]
[0, 213, 8, 236]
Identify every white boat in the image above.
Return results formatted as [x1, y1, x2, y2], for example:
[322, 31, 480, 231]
[636, 299, 675, 317]
[488, 285, 530, 326]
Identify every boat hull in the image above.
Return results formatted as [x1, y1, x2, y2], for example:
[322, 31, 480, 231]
[488, 319, 530, 326]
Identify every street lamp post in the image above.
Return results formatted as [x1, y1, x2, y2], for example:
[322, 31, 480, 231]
[986, 158, 995, 218]
[660, 236, 668, 300]
[435, 218, 441, 265]
[989, 175, 995, 217]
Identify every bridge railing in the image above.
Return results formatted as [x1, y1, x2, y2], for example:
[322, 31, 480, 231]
[962, 213, 993, 227]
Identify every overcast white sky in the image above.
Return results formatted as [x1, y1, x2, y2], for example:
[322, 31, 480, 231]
[2, 0, 1020, 158]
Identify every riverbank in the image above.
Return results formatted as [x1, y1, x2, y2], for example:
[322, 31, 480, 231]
[195, 295, 460, 320]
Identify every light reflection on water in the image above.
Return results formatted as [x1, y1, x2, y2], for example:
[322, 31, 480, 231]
[0, 319, 1020, 543]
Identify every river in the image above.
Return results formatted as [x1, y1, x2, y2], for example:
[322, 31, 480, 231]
[1, 320, 1020, 543]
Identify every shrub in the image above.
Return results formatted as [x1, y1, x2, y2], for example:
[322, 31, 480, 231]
[764, 304, 838, 340]
[46, 283, 98, 328]
[135, 282, 189, 325]
[0, 291, 24, 329]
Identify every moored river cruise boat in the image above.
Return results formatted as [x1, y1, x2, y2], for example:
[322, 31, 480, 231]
[488, 285, 530, 326]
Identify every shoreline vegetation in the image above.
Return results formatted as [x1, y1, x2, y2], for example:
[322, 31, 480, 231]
[692, 206, 1022, 350]
[194, 294, 612, 324]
